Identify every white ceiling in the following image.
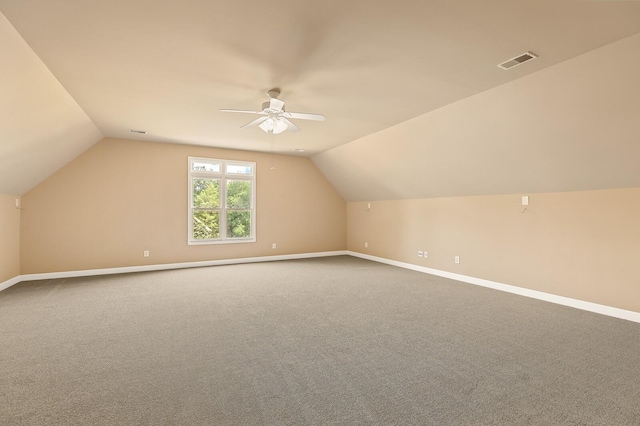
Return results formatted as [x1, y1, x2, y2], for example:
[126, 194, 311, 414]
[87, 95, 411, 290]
[1, 1, 640, 196]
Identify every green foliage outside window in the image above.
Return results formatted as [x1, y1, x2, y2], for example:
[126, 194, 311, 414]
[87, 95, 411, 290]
[227, 211, 251, 238]
[193, 179, 220, 208]
[226, 180, 252, 238]
[226, 180, 251, 208]
[194, 210, 220, 240]
[192, 178, 252, 240]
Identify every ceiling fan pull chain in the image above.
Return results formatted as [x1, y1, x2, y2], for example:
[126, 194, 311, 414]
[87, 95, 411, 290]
[270, 131, 276, 171]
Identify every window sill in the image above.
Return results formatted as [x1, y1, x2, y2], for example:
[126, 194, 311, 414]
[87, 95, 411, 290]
[188, 238, 256, 246]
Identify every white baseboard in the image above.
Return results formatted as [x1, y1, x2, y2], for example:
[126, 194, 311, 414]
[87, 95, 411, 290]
[347, 251, 640, 324]
[6, 250, 638, 324]
[0, 275, 22, 292]
[2, 250, 348, 290]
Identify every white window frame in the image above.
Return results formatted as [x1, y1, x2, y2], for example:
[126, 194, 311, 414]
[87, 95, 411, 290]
[188, 156, 256, 245]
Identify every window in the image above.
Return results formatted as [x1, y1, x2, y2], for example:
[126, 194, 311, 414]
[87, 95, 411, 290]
[188, 157, 256, 244]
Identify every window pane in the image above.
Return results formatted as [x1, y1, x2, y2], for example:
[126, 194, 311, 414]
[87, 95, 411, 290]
[226, 164, 252, 175]
[192, 161, 220, 173]
[226, 180, 252, 208]
[193, 178, 220, 208]
[227, 211, 251, 238]
[193, 210, 220, 239]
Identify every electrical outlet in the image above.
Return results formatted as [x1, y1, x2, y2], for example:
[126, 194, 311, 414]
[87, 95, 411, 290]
[424, 251, 428, 258]
[418, 251, 423, 257]
[143, 250, 149, 257]
[365, 242, 368, 248]
[455, 256, 460, 264]
[272, 243, 277, 249]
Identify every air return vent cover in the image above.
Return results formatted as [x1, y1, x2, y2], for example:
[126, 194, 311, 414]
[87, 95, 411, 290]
[498, 52, 537, 70]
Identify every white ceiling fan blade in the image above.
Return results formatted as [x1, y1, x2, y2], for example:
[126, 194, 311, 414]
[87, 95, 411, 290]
[280, 117, 300, 132]
[282, 111, 325, 121]
[269, 98, 285, 112]
[241, 116, 268, 128]
[220, 109, 265, 115]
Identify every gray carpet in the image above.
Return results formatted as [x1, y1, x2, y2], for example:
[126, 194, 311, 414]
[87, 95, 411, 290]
[1, 256, 639, 425]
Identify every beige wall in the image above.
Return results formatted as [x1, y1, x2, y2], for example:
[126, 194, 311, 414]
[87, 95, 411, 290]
[348, 188, 640, 312]
[20, 138, 346, 274]
[0, 194, 20, 283]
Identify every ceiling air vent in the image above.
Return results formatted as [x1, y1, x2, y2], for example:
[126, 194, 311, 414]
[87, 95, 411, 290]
[128, 129, 147, 134]
[497, 51, 537, 70]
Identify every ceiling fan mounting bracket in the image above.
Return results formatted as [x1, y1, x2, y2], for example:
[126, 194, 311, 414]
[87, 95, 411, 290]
[267, 88, 281, 99]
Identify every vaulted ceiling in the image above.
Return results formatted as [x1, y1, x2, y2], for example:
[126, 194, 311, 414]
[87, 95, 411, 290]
[1, 0, 640, 197]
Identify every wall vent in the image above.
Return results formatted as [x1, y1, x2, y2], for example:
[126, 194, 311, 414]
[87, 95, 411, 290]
[497, 51, 537, 70]
[128, 129, 147, 134]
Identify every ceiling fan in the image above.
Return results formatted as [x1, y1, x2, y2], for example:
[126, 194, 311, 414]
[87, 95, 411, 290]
[220, 88, 325, 134]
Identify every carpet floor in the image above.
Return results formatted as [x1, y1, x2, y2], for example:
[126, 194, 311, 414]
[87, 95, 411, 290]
[1, 256, 639, 425]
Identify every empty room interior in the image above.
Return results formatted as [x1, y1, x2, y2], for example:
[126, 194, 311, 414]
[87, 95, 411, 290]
[1, 0, 640, 424]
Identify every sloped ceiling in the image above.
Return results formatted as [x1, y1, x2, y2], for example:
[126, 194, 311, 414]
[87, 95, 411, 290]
[0, 12, 102, 195]
[1, 1, 640, 196]
[313, 33, 640, 201]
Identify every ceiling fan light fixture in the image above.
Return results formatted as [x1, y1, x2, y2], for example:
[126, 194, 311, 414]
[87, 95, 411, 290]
[258, 118, 273, 133]
[258, 117, 288, 134]
[273, 119, 288, 134]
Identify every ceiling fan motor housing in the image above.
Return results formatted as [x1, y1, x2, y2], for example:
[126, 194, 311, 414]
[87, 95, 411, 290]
[262, 101, 285, 113]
